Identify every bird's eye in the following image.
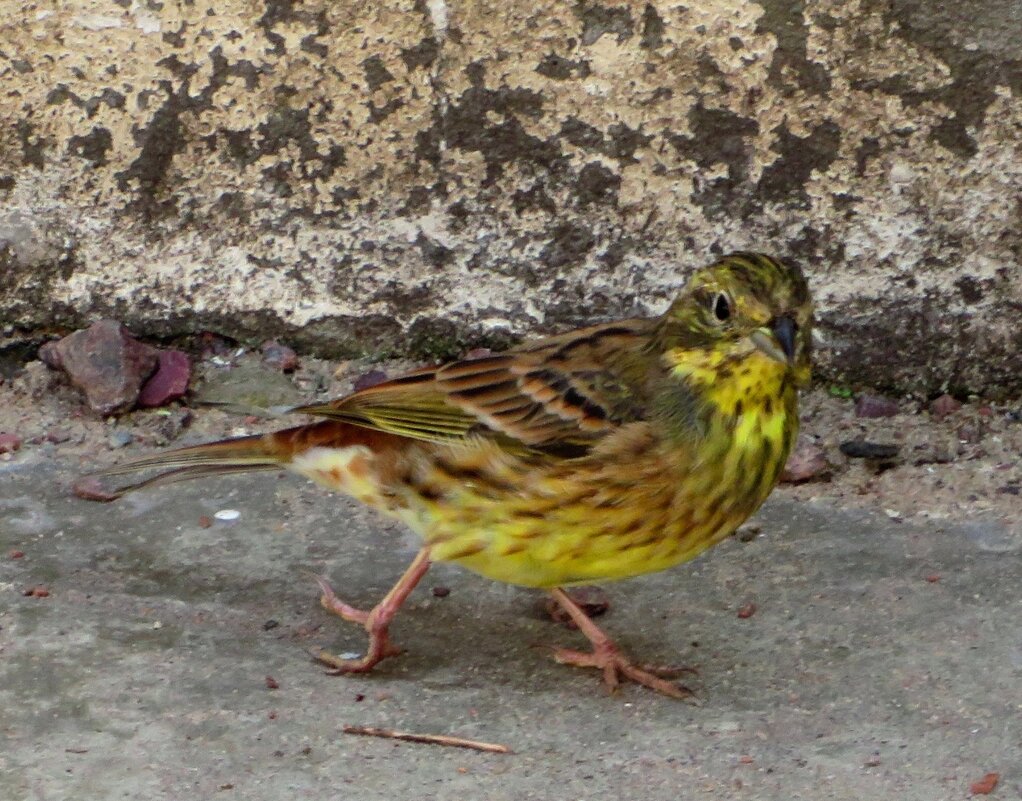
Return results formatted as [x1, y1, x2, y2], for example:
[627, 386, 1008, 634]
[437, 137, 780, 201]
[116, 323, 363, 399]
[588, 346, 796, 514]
[713, 293, 731, 322]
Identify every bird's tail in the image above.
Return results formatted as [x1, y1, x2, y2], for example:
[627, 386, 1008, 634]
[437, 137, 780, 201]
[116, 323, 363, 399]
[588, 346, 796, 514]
[74, 430, 293, 501]
[74, 420, 407, 502]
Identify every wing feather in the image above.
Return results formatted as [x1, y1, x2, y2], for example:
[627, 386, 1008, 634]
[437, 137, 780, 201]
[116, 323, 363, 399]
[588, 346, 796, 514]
[293, 319, 658, 454]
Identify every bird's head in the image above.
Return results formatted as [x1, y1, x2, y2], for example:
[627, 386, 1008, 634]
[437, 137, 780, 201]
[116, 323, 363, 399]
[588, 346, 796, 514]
[659, 252, 814, 388]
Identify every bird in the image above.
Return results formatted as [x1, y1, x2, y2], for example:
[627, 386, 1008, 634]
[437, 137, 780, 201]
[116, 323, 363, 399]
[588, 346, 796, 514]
[77, 252, 813, 698]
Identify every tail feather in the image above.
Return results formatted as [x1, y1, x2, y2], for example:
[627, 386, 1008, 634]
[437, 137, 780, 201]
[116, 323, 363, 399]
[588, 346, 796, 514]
[74, 433, 286, 502]
[74, 420, 409, 502]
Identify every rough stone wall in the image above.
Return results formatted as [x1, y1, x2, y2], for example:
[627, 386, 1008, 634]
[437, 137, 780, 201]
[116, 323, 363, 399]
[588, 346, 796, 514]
[1, 0, 1020, 395]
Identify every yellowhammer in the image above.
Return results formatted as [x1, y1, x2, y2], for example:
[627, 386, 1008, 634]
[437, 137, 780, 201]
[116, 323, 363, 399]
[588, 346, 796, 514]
[79, 252, 813, 698]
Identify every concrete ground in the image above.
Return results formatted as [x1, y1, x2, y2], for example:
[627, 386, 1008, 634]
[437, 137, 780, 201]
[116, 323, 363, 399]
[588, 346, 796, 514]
[1, 454, 1019, 800]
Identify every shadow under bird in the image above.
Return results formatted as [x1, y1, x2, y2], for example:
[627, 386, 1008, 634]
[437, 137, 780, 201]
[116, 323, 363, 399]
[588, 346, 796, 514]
[78, 252, 813, 698]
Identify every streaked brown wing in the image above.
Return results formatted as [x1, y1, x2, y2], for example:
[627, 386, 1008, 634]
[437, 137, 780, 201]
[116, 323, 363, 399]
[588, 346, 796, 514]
[293, 319, 657, 451]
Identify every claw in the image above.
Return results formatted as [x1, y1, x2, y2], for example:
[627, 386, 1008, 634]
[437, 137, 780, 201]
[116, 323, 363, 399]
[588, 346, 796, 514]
[551, 643, 694, 699]
[312, 548, 431, 675]
[546, 587, 696, 700]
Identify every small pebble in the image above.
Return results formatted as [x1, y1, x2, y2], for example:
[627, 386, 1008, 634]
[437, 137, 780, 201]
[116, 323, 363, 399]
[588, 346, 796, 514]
[108, 430, 133, 448]
[265, 675, 280, 690]
[9, 550, 25, 559]
[929, 393, 962, 420]
[431, 586, 451, 598]
[0, 432, 22, 453]
[737, 603, 757, 619]
[956, 422, 984, 444]
[969, 772, 999, 795]
[198, 515, 213, 528]
[839, 440, 900, 460]
[72, 476, 120, 502]
[261, 340, 299, 372]
[45, 429, 71, 444]
[263, 619, 280, 631]
[353, 369, 388, 392]
[781, 442, 830, 483]
[214, 509, 241, 521]
[23, 585, 50, 598]
[854, 394, 899, 418]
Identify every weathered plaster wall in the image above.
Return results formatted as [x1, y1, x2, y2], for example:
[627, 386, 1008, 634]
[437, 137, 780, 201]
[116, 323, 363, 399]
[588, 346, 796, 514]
[1, 1, 1020, 394]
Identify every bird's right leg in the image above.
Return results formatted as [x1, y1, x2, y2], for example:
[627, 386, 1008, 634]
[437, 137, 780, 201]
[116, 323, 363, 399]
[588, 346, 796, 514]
[547, 587, 693, 699]
[313, 547, 432, 674]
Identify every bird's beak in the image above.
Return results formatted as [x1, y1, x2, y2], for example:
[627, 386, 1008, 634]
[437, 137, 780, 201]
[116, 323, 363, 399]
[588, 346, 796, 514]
[751, 316, 798, 365]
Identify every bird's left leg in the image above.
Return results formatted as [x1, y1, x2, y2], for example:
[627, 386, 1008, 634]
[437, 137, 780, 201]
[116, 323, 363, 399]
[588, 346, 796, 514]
[314, 547, 432, 674]
[547, 587, 693, 699]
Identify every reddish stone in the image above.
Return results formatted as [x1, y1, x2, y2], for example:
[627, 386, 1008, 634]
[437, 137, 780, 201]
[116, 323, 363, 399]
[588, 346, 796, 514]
[854, 394, 899, 418]
[781, 441, 830, 483]
[72, 475, 121, 502]
[930, 393, 963, 420]
[48, 320, 159, 415]
[137, 350, 191, 408]
[0, 432, 22, 453]
[970, 773, 999, 795]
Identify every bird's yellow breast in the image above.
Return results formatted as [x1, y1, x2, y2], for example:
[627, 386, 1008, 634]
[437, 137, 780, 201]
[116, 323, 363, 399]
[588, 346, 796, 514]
[405, 378, 796, 588]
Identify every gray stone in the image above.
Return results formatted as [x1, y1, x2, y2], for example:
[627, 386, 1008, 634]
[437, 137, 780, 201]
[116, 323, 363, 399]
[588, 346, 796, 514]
[107, 430, 133, 449]
[192, 359, 304, 414]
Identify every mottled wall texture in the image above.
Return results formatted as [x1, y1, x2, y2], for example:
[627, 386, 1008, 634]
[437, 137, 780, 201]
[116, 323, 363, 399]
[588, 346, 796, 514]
[1, 1, 1021, 395]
